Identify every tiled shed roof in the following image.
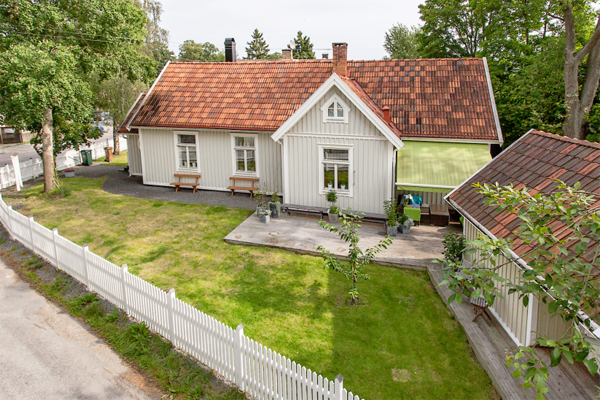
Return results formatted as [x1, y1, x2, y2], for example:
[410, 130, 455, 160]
[129, 58, 500, 141]
[447, 130, 600, 262]
[118, 93, 146, 134]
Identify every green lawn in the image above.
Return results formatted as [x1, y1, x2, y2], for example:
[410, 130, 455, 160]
[9, 177, 497, 400]
[93, 149, 128, 166]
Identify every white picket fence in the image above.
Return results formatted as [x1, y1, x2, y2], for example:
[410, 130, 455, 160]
[0, 137, 127, 190]
[0, 195, 364, 400]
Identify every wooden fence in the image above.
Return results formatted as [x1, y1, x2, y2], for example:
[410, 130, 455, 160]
[0, 137, 127, 189]
[0, 195, 363, 400]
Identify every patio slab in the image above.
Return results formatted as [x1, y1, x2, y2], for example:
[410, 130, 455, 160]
[225, 213, 454, 269]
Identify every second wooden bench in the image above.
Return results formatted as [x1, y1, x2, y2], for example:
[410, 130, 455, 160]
[227, 176, 259, 197]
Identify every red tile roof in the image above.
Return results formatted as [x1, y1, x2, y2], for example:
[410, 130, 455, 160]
[129, 58, 500, 141]
[448, 130, 600, 264]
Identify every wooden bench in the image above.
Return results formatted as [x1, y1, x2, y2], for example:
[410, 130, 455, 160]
[281, 204, 329, 219]
[228, 176, 259, 197]
[171, 173, 201, 193]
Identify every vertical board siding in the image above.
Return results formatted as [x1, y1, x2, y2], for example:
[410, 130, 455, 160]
[0, 195, 364, 400]
[289, 87, 382, 137]
[126, 134, 143, 175]
[536, 300, 572, 341]
[286, 135, 391, 214]
[140, 129, 282, 193]
[463, 219, 529, 345]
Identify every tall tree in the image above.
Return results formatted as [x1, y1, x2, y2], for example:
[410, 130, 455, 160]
[562, 1, 600, 139]
[139, 0, 173, 77]
[93, 76, 147, 155]
[0, 1, 149, 193]
[245, 29, 270, 59]
[384, 24, 421, 59]
[292, 31, 315, 59]
[178, 40, 225, 62]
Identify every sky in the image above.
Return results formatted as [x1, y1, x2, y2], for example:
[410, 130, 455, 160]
[160, 0, 424, 60]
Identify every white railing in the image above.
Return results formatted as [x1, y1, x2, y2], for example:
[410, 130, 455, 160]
[0, 195, 363, 400]
[0, 137, 128, 190]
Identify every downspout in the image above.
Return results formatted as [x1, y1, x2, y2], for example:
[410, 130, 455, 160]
[391, 148, 398, 201]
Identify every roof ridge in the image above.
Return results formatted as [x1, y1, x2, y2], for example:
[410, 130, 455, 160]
[531, 130, 600, 150]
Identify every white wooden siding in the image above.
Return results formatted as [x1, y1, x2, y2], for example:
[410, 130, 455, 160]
[285, 135, 392, 214]
[536, 296, 572, 341]
[139, 128, 281, 193]
[126, 134, 142, 176]
[463, 219, 532, 346]
[288, 87, 383, 137]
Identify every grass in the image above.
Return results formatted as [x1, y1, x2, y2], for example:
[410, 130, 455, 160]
[8, 176, 498, 400]
[94, 149, 128, 167]
[0, 241, 245, 399]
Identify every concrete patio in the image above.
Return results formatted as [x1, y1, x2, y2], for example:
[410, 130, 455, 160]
[225, 213, 457, 269]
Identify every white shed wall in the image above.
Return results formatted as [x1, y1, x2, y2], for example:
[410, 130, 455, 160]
[139, 128, 281, 192]
[463, 219, 532, 346]
[126, 134, 142, 176]
[288, 87, 383, 137]
[285, 135, 392, 214]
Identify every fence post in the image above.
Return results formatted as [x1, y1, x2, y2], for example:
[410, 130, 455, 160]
[6, 206, 13, 238]
[121, 264, 129, 314]
[10, 153, 22, 191]
[28, 216, 36, 253]
[234, 324, 245, 390]
[335, 374, 344, 400]
[82, 244, 90, 287]
[167, 288, 176, 343]
[52, 228, 60, 270]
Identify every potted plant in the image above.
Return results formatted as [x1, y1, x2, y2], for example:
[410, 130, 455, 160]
[258, 207, 272, 223]
[383, 199, 399, 236]
[255, 187, 268, 217]
[64, 169, 75, 178]
[268, 189, 281, 219]
[398, 214, 415, 234]
[326, 190, 339, 223]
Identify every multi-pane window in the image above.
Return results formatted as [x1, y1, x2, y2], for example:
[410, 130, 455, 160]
[322, 148, 349, 191]
[327, 101, 344, 119]
[177, 134, 197, 169]
[234, 136, 256, 174]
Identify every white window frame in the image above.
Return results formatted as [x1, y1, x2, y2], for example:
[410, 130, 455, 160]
[173, 131, 200, 173]
[318, 144, 353, 197]
[231, 133, 259, 177]
[320, 94, 351, 124]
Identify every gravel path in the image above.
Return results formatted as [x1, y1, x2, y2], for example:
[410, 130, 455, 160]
[74, 164, 259, 210]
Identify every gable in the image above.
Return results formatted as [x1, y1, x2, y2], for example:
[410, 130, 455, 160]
[287, 86, 384, 138]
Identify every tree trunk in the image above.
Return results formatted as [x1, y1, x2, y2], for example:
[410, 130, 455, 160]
[113, 121, 120, 155]
[42, 108, 54, 193]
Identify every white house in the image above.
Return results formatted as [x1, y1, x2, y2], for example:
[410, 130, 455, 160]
[120, 40, 503, 215]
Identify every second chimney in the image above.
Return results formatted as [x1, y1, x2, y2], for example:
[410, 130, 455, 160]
[282, 48, 293, 60]
[382, 106, 391, 124]
[332, 42, 347, 76]
[225, 38, 236, 62]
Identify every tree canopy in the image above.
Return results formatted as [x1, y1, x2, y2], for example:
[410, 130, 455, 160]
[245, 29, 270, 59]
[384, 24, 421, 59]
[292, 31, 315, 59]
[178, 40, 224, 62]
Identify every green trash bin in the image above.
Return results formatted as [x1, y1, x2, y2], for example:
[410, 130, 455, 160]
[80, 149, 93, 166]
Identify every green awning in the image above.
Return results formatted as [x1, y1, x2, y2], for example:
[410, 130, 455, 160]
[396, 141, 492, 193]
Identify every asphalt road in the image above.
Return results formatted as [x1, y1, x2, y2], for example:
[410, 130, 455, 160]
[0, 127, 116, 167]
[0, 258, 159, 400]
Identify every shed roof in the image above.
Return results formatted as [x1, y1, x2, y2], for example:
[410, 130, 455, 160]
[127, 58, 501, 142]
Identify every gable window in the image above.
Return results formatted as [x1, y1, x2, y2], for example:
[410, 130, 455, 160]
[320, 94, 351, 123]
[175, 133, 198, 170]
[319, 145, 353, 196]
[231, 133, 258, 176]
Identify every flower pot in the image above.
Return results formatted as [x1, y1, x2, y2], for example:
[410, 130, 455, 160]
[328, 212, 339, 223]
[64, 169, 75, 178]
[256, 205, 267, 217]
[399, 225, 411, 234]
[269, 201, 281, 219]
[259, 209, 271, 223]
[386, 224, 398, 237]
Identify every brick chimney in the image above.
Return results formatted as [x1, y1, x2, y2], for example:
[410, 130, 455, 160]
[332, 43, 347, 76]
[382, 106, 391, 124]
[282, 48, 293, 60]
